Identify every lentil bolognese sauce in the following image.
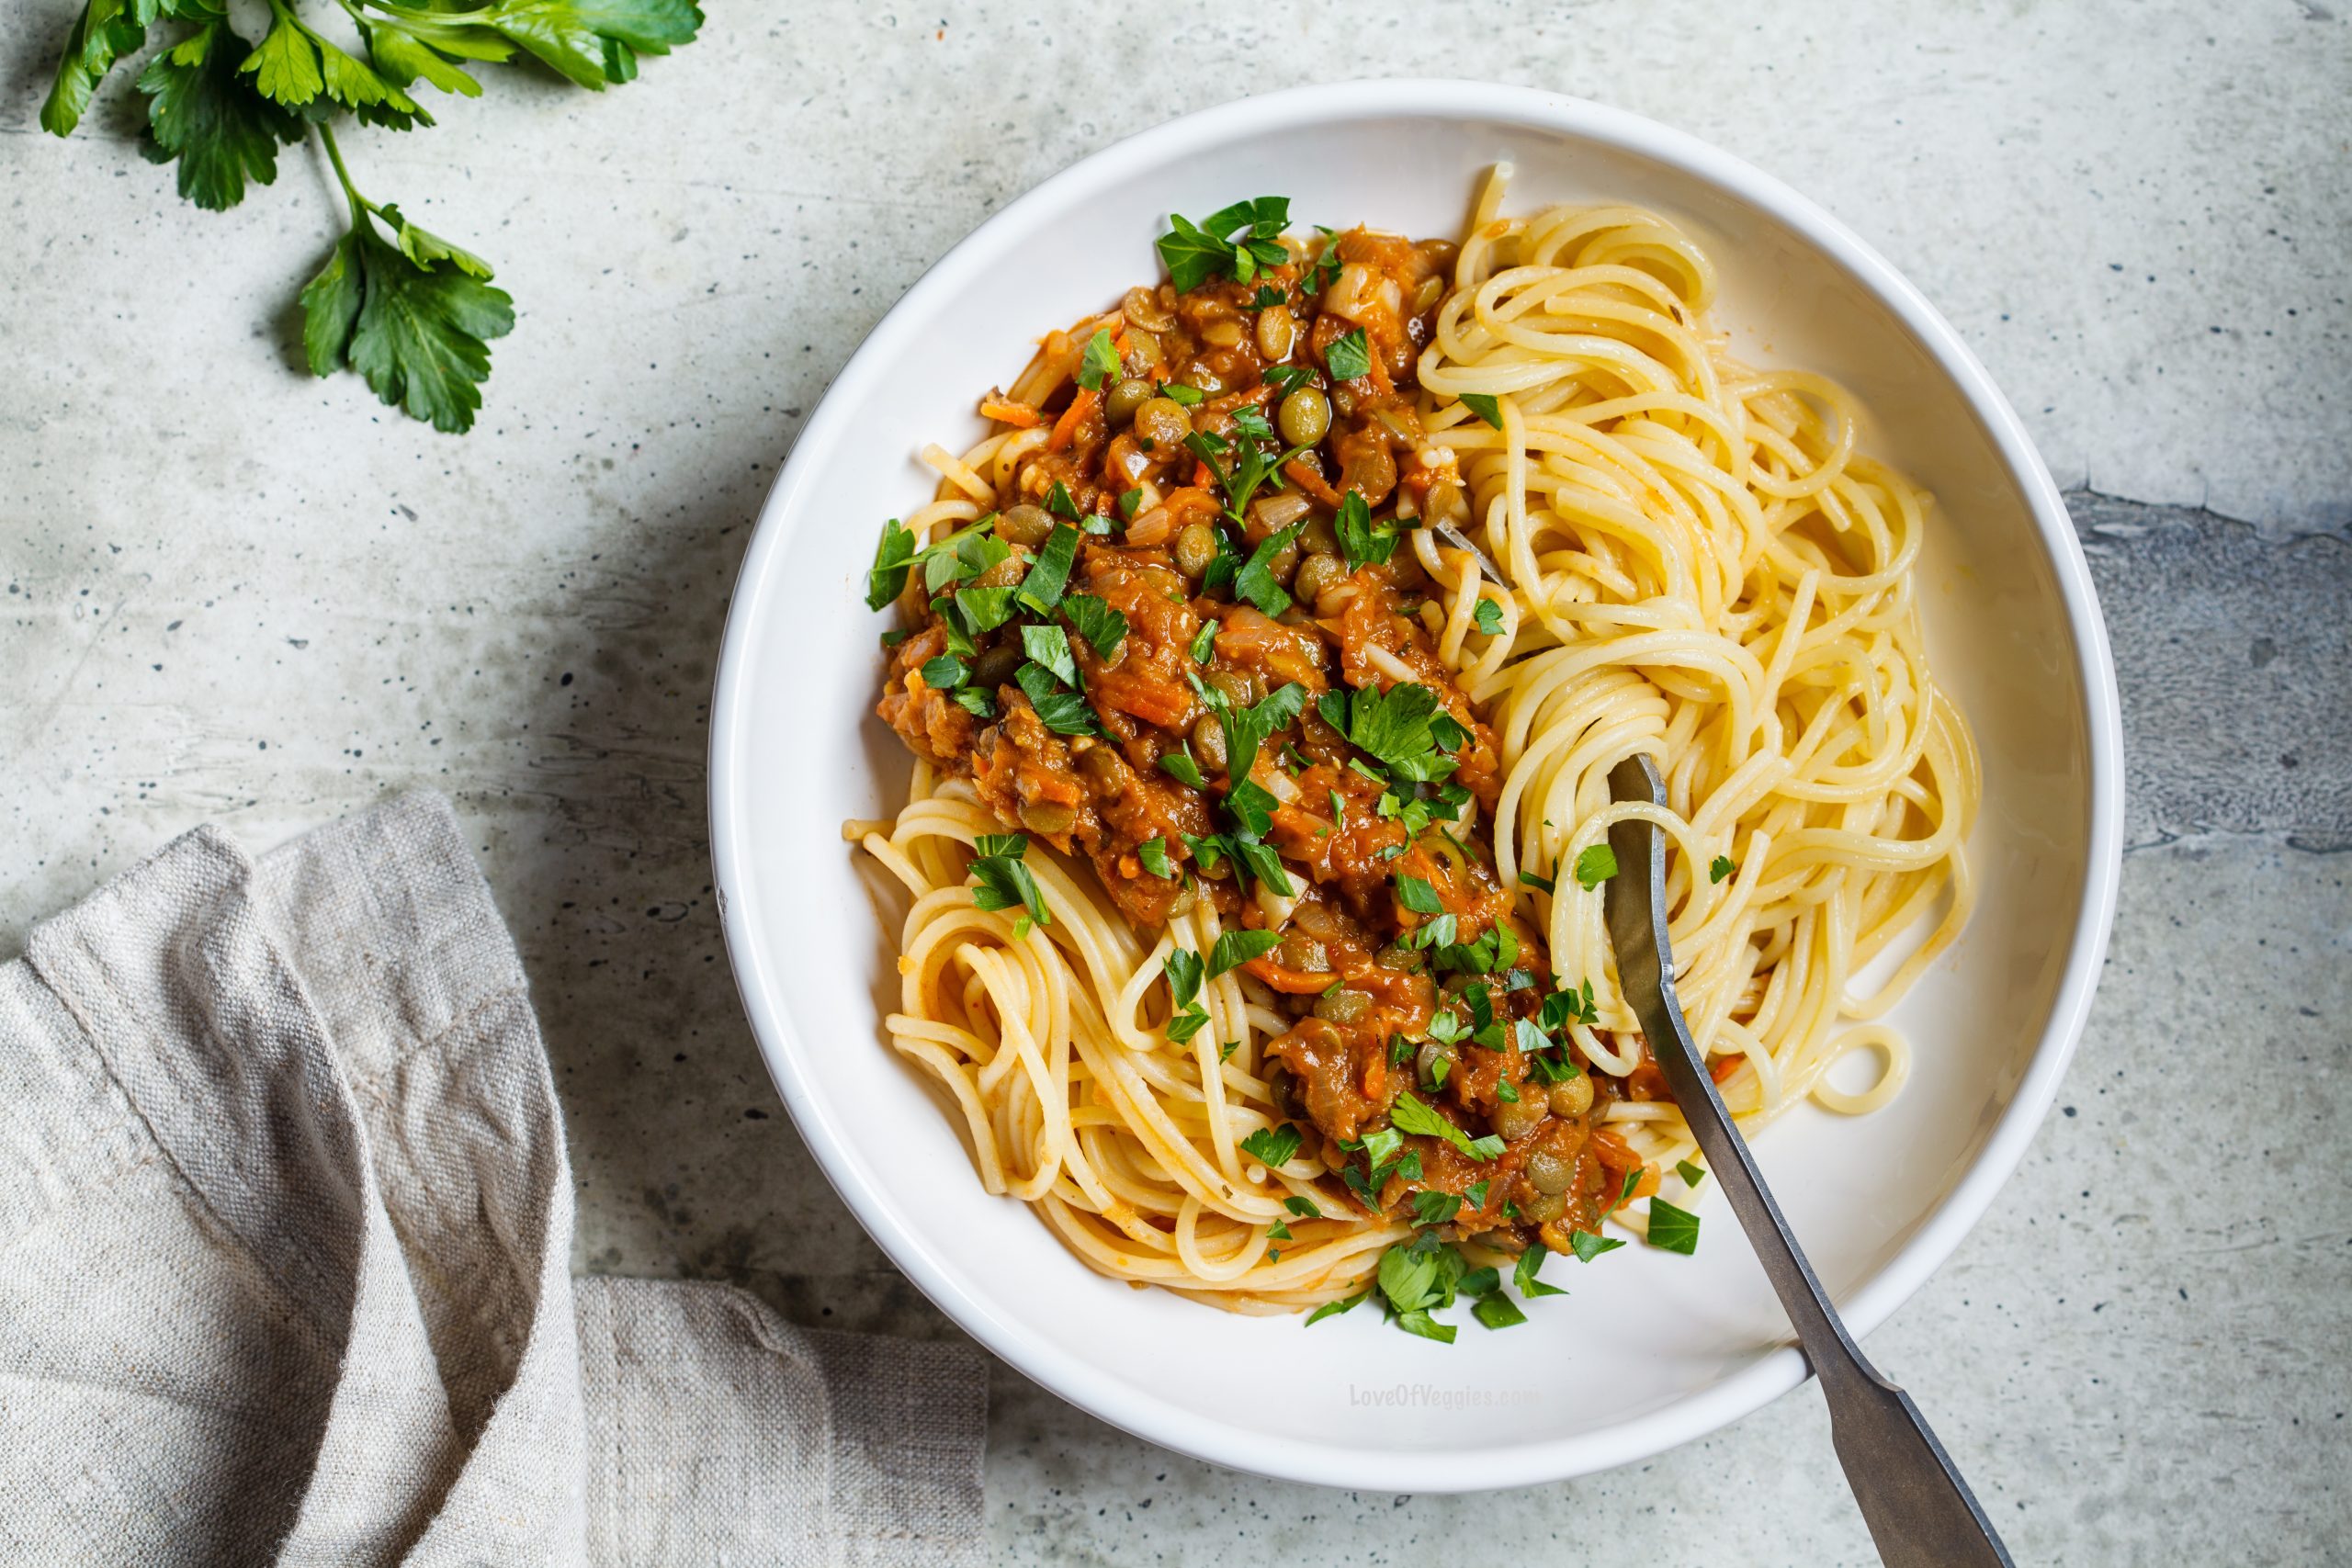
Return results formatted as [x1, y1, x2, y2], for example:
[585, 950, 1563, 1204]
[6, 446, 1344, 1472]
[851, 173, 1976, 1339]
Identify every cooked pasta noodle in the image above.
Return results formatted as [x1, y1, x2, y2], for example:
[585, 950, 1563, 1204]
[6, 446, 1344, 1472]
[851, 168, 1975, 1310]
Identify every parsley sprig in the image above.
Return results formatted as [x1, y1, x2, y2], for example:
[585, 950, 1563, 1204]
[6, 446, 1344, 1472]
[40, 0, 703, 432]
[1156, 197, 1291, 290]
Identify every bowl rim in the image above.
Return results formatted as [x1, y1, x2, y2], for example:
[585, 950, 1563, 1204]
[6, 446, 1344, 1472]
[707, 78, 2126, 1492]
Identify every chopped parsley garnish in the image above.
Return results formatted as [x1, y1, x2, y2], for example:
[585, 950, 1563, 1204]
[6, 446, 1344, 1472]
[967, 833, 1049, 931]
[1014, 660, 1096, 736]
[1473, 596, 1505, 636]
[1230, 403, 1277, 444]
[1283, 1195, 1322, 1219]
[1387, 1090, 1505, 1161]
[1308, 229, 1343, 294]
[1711, 854, 1736, 884]
[950, 687, 996, 719]
[1333, 491, 1397, 570]
[1647, 1198, 1701, 1255]
[1045, 479, 1080, 520]
[1239, 1122, 1302, 1168]
[1192, 676, 1308, 785]
[1060, 593, 1127, 659]
[866, 518, 917, 608]
[1208, 927, 1280, 977]
[1315, 682, 1462, 785]
[1020, 623, 1079, 687]
[1117, 487, 1144, 520]
[1188, 617, 1217, 664]
[1267, 1219, 1292, 1241]
[1162, 946, 1209, 1042]
[1568, 1229, 1624, 1262]
[1515, 1245, 1567, 1298]
[1540, 978, 1600, 1032]
[1393, 873, 1443, 915]
[1676, 1158, 1706, 1188]
[1261, 363, 1313, 396]
[1464, 1180, 1490, 1209]
[1306, 1290, 1367, 1325]
[1459, 392, 1503, 428]
[1159, 745, 1206, 788]
[1226, 777, 1277, 840]
[1325, 327, 1372, 381]
[1016, 524, 1080, 614]
[953, 584, 1019, 636]
[1234, 525, 1302, 616]
[1471, 1292, 1527, 1330]
[1574, 843, 1619, 889]
[1519, 868, 1556, 894]
[1160, 380, 1204, 407]
[1077, 327, 1120, 390]
[1412, 1190, 1462, 1227]
[1138, 837, 1176, 878]
[918, 653, 966, 690]
[1156, 197, 1291, 290]
[1243, 283, 1288, 311]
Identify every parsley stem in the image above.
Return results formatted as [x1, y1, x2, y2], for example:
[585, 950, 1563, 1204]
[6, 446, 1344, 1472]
[315, 122, 377, 227]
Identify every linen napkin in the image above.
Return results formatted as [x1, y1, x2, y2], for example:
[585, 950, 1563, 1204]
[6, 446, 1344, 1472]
[0, 791, 987, 1565]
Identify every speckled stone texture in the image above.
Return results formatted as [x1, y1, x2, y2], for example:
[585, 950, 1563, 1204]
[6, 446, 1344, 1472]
[3, 2, 2347, 1562]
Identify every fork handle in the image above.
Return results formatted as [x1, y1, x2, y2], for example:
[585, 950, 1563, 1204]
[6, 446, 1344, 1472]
[1604, 756, 2013, 1568]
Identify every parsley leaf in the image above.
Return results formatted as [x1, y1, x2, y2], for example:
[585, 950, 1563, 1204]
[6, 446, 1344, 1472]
[1188, 617, 1218, 665]
[1473, 596, 1505, 636]
[918, 654, 966, 690]
[41, 0, 155, 139]
[865, 518, 916, 609]
[1020, 624, 1079, 688]
[1472, 1292, 1527, 1330]
[950, 686, 995, 719]
[954, 584, 1019, 634]
[1044, 479, 1080, 520]
[1333, 491, 1396, 570]
[1568, 1229, 1625, 1263]
[1388, 1091, 1504, 1162]
[1518, 868, 1556, 895]
[1192, 676, 1308, 786]
[1156, 197, 1290, 291]
[132, 19, 303, 211]
[1412, 1190, 1462, 1227]
[1574, 843, 1618, 889]
[1208, 928, 1279, 977]
[1163, 947, 1204, 1007]
[1017, 524, 1080, 614]
[1711, 854, 1736, 884]
[1325, 328, 1372, 381]
[300, 197, 514, 434]
[968, 834, 1049, 929]
[1459, 392, 1502, 428]
[1646, 1199, 1701, 1255]
[1306, 1291, 1367, 1325]
[1161, 381, 1204, 408]
[1396, 1308, 1457, 1344]
[1060, 593, 1128, 659]
[1077, 326, 1120, 390]
[1014, 660, 1096, 735]
[1514, 1244, 1568, 1298]
[1233, 525, 1300, 616]
[1318, 682, 1460, 784]
[1676, 1158, 1706, 1188]
[1137, 837, 1176, 878]
[1159, 745, 1206, 789]
[1226, 778, 1277, 840]
[1239, 1122, 1302, 1168]
[1283, 1195, 1322, 1219]
[1393, 874, 1443, 915]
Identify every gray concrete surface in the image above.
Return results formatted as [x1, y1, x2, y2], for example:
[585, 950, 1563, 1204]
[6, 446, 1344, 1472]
[5, 2, 2348, 1562]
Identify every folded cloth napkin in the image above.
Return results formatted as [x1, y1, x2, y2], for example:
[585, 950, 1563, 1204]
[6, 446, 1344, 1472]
[0, 793, 987, 1566]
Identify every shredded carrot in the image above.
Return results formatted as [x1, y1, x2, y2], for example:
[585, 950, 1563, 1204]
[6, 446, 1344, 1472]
[1283, 458, 1343, 510]
[1192, 461, 1215, 490]
[978, 396, 1044, 428]
[1049, 386, 1101, 451]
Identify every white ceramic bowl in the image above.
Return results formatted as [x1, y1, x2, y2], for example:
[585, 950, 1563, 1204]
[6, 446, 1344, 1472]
[709, 82, 2123, 1491]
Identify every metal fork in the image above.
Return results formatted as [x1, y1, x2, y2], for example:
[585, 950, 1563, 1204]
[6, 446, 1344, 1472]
[1602, 753, 2014, 1568]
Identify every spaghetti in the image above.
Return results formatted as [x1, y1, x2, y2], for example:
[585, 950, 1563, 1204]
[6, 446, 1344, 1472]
[849, 170, 1976, 1325]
